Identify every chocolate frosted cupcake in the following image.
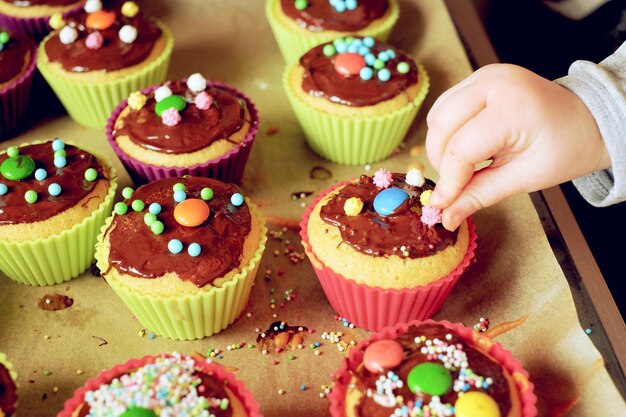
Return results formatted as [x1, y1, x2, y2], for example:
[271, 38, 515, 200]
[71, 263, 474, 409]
[300, 169, 476, 330]
[0, 0, 84, 40]
[95, 177, 267, 340]
[0, 139, 117, 285]
[37, 0, 173, 128]
[58, 353, 263, 417]
[106, 73, 259, 185]
[0, 353, 17, 417]
[0, 30, 36, 139]
[266, 0, 399, 64]
[329, 320, 537, 417]
[284, 36, 429, 165]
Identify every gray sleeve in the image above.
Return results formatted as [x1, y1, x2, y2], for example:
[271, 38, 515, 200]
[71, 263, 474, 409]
[554, 42, 626, 207]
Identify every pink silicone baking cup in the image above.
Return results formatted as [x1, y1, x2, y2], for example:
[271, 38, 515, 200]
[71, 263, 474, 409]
[299, 180, 478, 331]
[0, 2, 84, 41]
[57, 353, 263, 417]
[105, 80, 260, 185]
[0, 34, 36, 140]
[328, 319, 538, 417]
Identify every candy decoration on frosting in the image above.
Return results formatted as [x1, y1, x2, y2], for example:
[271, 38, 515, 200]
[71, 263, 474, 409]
[128, 91, 147, 110]
[168, 239, 183, 254]
[406, 168, 425, 187]
[150, 220, 164, 235]
[343, 197, 363, 216]
[54, 155, 67, 168]
[122, 187, 134, 199]
[330, 0, 358, 12]
[174, 199, 210, 227]
[154, 85, 173, 103]
[1, 149, 36, 181]
[0, 184, 7, 195]
[143, 212, 156, 226]
[187, 73, 207, 93]
[155, 95, 187, 116]
[173, 189, 187, 203]
[48, 183, 62, 196]
[86, 10, 116, 30]
[84, 0, 102, 13]
[119, 407, 157, 417]
[421, 205, 443, 227]
[131, 199, 145, 212]
[363, 339, 404, 373]
[231, 193, 244, 206]
[420, 189, 432, 206]
[455, 392, 501, 417]
[162, 108, 182, 127]
[373, 168, 392, 189]
[85, 31, 104, 50]
[188, 243, 202, 257]
[24, 190, 38, 204]
[35, 168, 48, 181]
[0, 32, 9, 51]
[407, 362, 453, 396]
[194, 91, 213, 110]
[200, 187, 214, 201]
[49, 13, 65, 30]
[59, 26, 78, 45]
[119, 25, 138, 44]
[373, 187, 408, 216]
[114, 202, 128, 215]
[148, 202, 162, 215]
[397, 62, 410, 74]
[294, 0, 308, 11]
[334, 53, 366, 76]
[52, 138, 65, 152]
[121, 1, 140, 18]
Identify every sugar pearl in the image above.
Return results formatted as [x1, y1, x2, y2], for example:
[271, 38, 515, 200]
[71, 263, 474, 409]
[187, 73, 207, 93]
[118, 24, 138, 44]
[59, 26, 78, 44]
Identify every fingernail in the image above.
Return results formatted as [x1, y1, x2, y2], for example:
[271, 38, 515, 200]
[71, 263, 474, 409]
[442, 211, 459, 232]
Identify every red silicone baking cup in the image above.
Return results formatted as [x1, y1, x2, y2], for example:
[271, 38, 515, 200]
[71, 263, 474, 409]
[105, 80, 259, 185]
[0, 2, 84, 41]
[57, 353, 263, 417]
[299, 180, 478, 331]
[0, 33, 36, 140]
[328, 319, 538, 417]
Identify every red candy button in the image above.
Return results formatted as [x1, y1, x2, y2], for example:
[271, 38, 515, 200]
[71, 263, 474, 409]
[363, 339, 404, 373]
[86, 10, 116, 30]
[333, 52, 366, 76]
[173, 198, 210, 227]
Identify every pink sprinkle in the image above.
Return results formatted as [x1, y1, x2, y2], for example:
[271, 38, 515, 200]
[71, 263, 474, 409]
[198, 385, 205, 393]
[195, 91, 213, 110]
[85, 31, 103, 50]
[373, 168, 393, 188]
[272, 360, 279, 365]
[162, 108, 181, 126]
[421, 205, 443, 227]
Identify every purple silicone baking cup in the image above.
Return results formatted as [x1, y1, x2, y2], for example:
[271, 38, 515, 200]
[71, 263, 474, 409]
[0, 2, 84, 41]
[0, 35, 37, 140]
[105, 80, 260, 185]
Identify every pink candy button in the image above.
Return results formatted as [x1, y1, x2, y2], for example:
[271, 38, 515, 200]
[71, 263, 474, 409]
[363, 339, 404, 373]
[333, 52, 366, 76]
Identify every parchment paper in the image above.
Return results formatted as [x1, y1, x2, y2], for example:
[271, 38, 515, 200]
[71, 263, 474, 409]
[0, 1, 625, 416]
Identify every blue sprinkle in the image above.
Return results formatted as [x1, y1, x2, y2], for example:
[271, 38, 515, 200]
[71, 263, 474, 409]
[48, 183, 62, 196]
[378, 68, 391, 81]
[335, 41, 348, 54]
[168, 239, 183, 254]
[378, 51, 390, 62]
[149, 202, 162, 215]
[359, 66, 373, 80]
[314, 341, 321, 347]
[231, 193, 244, 206]
[188, 242, 201, 257]
[585, 328, 592, 334]
[0, 184, 7, 196]
[364, 53, 376, 66]
[174, 189, 187, 202]
[333, 37, 345, 47]
[363, 36, 375, 47]
[334, 3, 346, 12]
[54, 156, 67, 168]
[300, 384, 307, 391]
[346, 0, 357, 10]
[351, 38, 362, 48]
[52, 138, 65, 152]
[358, 46, 370, 56]
[149, 333, 155, 339]
[347, 44, 358, 53]
[34, 168, 48, 181]
[386, 49, 396, 59]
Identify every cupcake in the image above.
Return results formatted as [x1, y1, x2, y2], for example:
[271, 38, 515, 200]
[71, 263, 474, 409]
[0, 0, 84, 40]
[329, 320, 537, 417]
[300, 169, 477, 331]
[0, 30, 37, 140]
[95, 177, 267, 340]
[58, 352, 263, 417]
[266, 0, 399, 64]
[284, 36, 429, 165]
[0, 139, 117, 286]
[105, 73, 260, 185]
[0, 353, 17, 417]
[37, 0, 173, 129]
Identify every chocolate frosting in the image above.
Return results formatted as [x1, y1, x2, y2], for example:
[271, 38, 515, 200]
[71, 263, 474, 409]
[280, 0, 388, 32]
[350, 323, 512, 417]
[0, 142, 107, 225]
[319, 174, 458, 258]
[0, 362, 17, 416]
[43, 8, 161, 73]
[0, 34, 30, 84]
[106, 177, 252, 287]
[1, 0, 79, 6]
[300, 38, 418, 106]
[115, 81, 249, 154]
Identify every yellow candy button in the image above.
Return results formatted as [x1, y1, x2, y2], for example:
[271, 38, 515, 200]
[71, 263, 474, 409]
[455, 392, 500, 417]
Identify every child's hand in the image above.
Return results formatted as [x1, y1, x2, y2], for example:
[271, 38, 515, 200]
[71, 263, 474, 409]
[425, 64, 610, 231]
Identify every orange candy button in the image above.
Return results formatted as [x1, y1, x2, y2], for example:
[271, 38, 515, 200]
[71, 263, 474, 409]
[86, 10, 116, 30]
[334, 52, 366, 76]
[174, 198, 210, 227]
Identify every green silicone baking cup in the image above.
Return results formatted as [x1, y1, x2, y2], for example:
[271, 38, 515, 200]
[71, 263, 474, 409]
[283, 63, 430, 165]
[0, 143, 118, 286]
[95, 202, 268, 341]
[36, 21, 173, 129]
[266, 0, 400, 65]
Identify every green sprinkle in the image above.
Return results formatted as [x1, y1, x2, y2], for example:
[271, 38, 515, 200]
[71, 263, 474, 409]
[247, 343, 254, 349]
[122, 187, 134, 199]
[150, 220, 164, 235]
[43, 370, 52, 376]
[131, 199, 145, 212]
[397, 62, 410, 74]
[173, 182, 186, 192]
[288, 354, 295, 360]
[200, 187, 213, 201]
[309, 343, 315, 349]
[373, 59, 385, 70]
[54, 149, 66, 158]
[333, 38, 344, 47]
[0, 32, 9, 44]
[6, 146, 18, 158]
[323, 44, 336, 57]
[84, 168, 97, 181]
[220, 399, 229, 410]
[144, 212, 157, 226]
[345, 36, 355, 44]
[24, 190, 37, 204]
[114, 202, 128, 215]
[294, 0, 307, 10]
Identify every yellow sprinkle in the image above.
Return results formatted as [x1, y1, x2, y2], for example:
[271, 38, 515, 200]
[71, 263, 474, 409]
[343, 197, 363, 216]
[49, 13, 65, 30]
[420, 190, 432, 206]
[128, 91, 147, 111]
[121, 1, 139, 17]
[52, 386, 59, 393]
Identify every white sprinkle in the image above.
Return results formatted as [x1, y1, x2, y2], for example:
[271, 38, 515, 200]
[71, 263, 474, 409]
[59, 26, 78, 44]
[118, 25, 138, 44]
[154, 85, 173, 102]
[83, 0, 102, 13]
[187, 73, 207, 93]
[406, 168, 425, 187]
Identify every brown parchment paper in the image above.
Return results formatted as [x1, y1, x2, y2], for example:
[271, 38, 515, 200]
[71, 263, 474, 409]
[0, 1, 625, 416]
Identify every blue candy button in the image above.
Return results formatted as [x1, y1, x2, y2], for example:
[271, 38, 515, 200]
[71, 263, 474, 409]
[373, 187, 409, 216]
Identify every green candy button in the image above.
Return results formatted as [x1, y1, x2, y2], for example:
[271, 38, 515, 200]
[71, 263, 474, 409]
[155, 94, 187, 116]
[119, 407, 157, 417]
[407, 362, 453, 396]
[1, 155, 36, 181]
